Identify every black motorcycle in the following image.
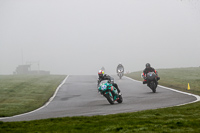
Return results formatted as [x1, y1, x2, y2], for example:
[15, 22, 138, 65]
[146, 72, 158, 93]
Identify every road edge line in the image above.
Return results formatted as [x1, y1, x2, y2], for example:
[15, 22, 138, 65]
[124, 76, 200, 106]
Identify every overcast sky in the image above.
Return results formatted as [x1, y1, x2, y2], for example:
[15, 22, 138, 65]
[1, 0, 200, 75]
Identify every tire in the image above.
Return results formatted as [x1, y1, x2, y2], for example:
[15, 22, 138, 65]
[118, 73, 123, 79]
[150, 82, 156, 93]
[117, 95, 123, 103]
[152, 87, 156, 93]
[104, 92, 114, 104]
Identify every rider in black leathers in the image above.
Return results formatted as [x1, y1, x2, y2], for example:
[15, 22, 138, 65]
[142, 63, 160, 86]
[98, 70, 121, 93]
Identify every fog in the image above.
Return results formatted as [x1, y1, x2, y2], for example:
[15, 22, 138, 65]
[1, 0, 200, 75]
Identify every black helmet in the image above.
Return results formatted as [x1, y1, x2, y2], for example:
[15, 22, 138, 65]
[146, 63, 151, 68]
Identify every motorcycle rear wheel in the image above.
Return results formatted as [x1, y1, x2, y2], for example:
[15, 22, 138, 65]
[117, 95, 123, 103]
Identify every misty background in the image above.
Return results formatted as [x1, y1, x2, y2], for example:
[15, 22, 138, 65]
[1, 0, 200, 75]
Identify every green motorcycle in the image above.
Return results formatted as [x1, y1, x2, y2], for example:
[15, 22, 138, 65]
[98, 81, 123, 104]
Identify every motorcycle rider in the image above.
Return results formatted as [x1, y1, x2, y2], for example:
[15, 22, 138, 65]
[101, 66, 105, 72]
[98, 70, 121, 94]
[142, 63, 160, 85]
[116, 63, 124, 73]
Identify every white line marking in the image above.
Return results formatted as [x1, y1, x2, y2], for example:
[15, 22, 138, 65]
[124, 76, 200, 106]
[0, 75, 69, 120]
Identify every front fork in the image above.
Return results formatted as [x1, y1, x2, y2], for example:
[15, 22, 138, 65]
[147, 78, 158, 85]
[105, 91, 118, 101]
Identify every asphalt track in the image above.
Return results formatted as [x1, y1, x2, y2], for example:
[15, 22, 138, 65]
[0, 75, 199, 122]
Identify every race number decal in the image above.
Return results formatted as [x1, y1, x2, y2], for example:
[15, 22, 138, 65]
[101, 85, 106, 90]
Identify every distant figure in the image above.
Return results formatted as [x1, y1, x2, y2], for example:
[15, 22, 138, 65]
[116, 63, 124, 73]
[101, 67, 105, 72]
[116, 63, 124, 79]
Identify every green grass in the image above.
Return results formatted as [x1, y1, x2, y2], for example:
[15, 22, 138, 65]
[0, 68, 200, 133]
[0, 75, 66, 117]
[0, 102, 200, 133]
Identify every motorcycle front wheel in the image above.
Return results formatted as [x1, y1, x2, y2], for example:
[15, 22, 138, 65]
[104, 92, 114, 104]
[150, 81, 156, 93]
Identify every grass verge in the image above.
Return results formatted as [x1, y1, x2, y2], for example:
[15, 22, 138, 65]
[0, 75, 66, 117]
[0, 68, 200, 133]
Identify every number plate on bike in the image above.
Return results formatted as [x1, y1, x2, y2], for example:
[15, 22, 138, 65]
[101, 85, 106, 90]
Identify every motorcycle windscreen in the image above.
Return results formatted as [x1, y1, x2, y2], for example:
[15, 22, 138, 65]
[147, 72, 156, 80]
[99, 80, 109, 86]
[117, 66, 124, 73]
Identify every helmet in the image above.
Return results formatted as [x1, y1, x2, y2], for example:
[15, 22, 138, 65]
[98, 70, 104, 78]
[146, 63, 151, 68]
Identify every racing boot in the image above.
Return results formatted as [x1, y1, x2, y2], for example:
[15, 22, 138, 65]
[143, 80, 147, 84]
[113, 83, 121, 93]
